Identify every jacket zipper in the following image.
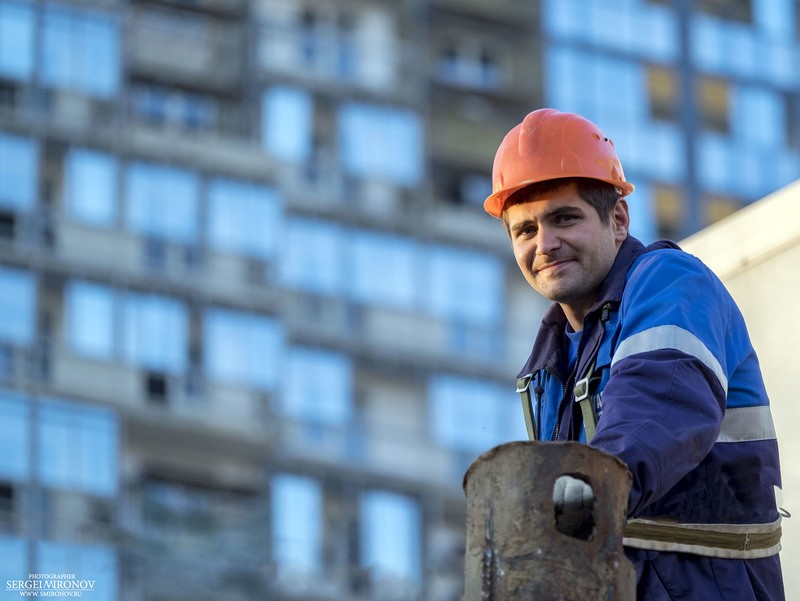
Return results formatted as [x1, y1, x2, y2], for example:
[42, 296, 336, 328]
[551, 302, 613, 441]
[552, 325, 583, 441]
[533, 371, 544, 441]
[549, 365, 567, 441]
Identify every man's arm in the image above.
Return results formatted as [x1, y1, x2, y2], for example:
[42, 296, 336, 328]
[589, 250, 730, 516]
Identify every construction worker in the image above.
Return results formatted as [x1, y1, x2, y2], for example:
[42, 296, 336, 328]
[485, 108, 784, 599]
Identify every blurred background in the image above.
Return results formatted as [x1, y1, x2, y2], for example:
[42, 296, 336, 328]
[0, 0, 798, 599]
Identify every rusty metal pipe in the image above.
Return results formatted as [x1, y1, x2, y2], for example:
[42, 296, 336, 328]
[463, 441, 635, 600]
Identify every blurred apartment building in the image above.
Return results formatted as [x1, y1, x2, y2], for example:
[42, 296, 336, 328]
[0, 0, 798, 599]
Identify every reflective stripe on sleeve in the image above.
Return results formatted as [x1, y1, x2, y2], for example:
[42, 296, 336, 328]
[717, 405, 776, 443]
[611, 324, 728, 393]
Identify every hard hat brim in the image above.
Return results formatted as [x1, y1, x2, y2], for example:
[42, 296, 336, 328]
[484, 177, 635, 219]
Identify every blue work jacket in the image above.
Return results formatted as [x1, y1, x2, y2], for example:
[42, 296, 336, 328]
[517, 235, 784, 600]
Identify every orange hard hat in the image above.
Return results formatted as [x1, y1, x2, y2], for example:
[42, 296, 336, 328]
[484, 108, 634, 218]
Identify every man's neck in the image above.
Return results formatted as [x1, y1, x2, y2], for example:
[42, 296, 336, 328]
[561, 304, 589, 332]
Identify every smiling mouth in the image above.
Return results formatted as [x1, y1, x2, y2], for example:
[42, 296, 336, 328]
[536, 259, 573, 274]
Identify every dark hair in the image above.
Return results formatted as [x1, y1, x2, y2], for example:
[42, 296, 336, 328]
[502, 177, 621, 230]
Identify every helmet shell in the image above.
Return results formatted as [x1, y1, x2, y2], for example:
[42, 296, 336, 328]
[484, 108, 634, 218]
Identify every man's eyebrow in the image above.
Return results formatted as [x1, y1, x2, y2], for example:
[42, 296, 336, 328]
[508, 204, 585, 235]
[543, 205, 584, 220]
[509, 218, 536, 235]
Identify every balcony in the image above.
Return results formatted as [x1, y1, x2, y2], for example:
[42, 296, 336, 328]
[127, 7, 244, 92]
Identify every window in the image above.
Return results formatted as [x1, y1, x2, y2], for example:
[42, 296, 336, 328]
[125, 162, 199, 243]
[281, 347, 352, 425]
[335, 12, 356, 78]
[0, 390, 29, 481]
[207, 178, 282, 260]
[360, 490, 420, 584]
[545, 0, 677, 61]
[37, 541, 117, 599]
[732, 85, 784, 147]
[203, 308, 282, 390]
[292, 7, 359, 79]
[691, 15, 761, 79]
[131, 86, 167, 126]
[788, 93, 800, 151]
[0, 267, 36, 345]
[0, 392, 119, 497]
[66, 281, 114, 360]
[66, 283, 188, 371]
[40, 5, 120, 98]
[350, 231, 419, 310]
[0, 132, 37, 210]
[279, 218, 344, 296]
[429, 375, 525, 453]
[65, 149, 118, 227]
[426, 246, 503, 324]
[652, 184, 685, 240]
[298, 8, 317, 65]
[697, 75, 729, 134]
[691, 16, 727, 74]
[739, 144, 777, 200]
[261, 86, 313, 163]
[141, 478, 259, 561]
[704, 193, 742, 225]
[434, 165, 492, 207]
[338, 102, 423, 186]
[257, 2, 396, 87]
[131, 85, 217, 133]
[0, 1, 34, 80]
[254, 0, 300, 73]
[546, 46, 644, 130]
[354, 9, 396, 90]
[624, 182, 658, 244]
[460, 174, 492, 207]
[698, 132, 734, 194]
[436, 41, 503, 90]
[38, 397, 118, 496]
[0, 536, 27, 586]
[753, 0, 794, 38]
[647, 64, 678, 121]
[696, 0, 752, 23]
[630, 121, 685, 181]
[271, 474, 322, 577]
[123, 293, 188, 373]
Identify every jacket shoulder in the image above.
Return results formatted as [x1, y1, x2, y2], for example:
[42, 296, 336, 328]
[627, 245, 715, 287]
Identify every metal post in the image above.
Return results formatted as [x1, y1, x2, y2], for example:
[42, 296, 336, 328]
[463, 441, 635, 600]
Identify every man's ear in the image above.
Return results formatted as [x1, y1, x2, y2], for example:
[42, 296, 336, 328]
[612, 199, 630, 244]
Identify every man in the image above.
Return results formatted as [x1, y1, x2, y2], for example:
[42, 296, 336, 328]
[485, 108, 784, 599]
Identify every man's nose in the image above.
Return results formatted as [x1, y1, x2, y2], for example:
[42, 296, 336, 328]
[537, 226, 561, 254]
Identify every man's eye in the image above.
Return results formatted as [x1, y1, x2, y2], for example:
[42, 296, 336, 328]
[556, 214, 577, 224]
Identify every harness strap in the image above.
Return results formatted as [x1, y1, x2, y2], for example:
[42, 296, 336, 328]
[623, 516, 782, 559]
[574, 359, 598, 443]
[517, 374, 537, 441]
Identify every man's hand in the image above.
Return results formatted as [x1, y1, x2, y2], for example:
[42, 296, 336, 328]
[553, 475, 595, 539]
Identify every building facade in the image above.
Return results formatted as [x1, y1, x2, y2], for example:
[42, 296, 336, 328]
[0, 0, 797, 599]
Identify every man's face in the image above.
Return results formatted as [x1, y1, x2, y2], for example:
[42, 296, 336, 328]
[505, 182, 629, 327]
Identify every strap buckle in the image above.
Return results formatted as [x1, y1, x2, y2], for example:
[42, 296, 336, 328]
[574, 376, 590, 402]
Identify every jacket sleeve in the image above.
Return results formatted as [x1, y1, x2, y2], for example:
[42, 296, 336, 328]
[589, 249, 732, 517]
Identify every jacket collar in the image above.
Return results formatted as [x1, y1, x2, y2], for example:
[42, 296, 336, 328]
[516, 235, 678, 377]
